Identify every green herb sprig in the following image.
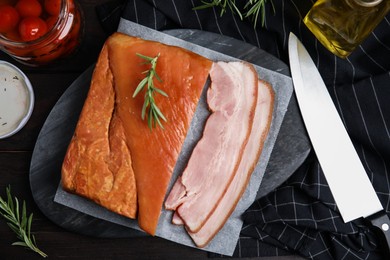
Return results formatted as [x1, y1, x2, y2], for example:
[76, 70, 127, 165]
[0, 186, 47, 258]
[133, 53, 168, 129]
[194, 0, 274, 28]
[195, 0, 243, 19]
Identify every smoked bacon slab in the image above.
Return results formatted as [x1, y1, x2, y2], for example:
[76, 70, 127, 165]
[62, 32, 213, 236]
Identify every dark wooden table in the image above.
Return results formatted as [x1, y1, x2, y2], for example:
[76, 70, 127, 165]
[0, 1, 304, 259]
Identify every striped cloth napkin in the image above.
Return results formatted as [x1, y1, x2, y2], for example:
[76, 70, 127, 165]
[96, 1, 390, 259]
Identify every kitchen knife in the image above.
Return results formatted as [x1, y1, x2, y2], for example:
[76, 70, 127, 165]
[288, 32, 390, 256]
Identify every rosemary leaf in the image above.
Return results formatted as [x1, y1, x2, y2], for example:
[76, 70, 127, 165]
[154, 71, 162, 83]
[7, 222, 20, 234]
[133, 77, 148, 98]
[133, 53, 168, 129]
[228, 0, 243, 20]
[12, 241, 28, 247]
[244, 0, 267, 28]
[154, 88, 168, 97]
[141, 97, 149, 120]
[137, 53, 154, 61]
[154, 112, 163, 129]
[15, 196, 20, 224]
[0, 186, 47, 258]
[152, 103, 167, 122]
[27, 213, 33, 240]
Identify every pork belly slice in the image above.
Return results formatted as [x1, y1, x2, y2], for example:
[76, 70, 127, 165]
[188, 79, 274, 247]
[165, 61, 259, 232]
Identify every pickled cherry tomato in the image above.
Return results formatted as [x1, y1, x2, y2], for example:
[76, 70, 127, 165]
[45, 16, 58, 30]
[0, 5, 20, 33]
[18, 17, 48, 41]
[0, 0, 15, 7]
[44, 0, 61, 16]
[2, 29, 22, 41]
[16, 0, 42, 18]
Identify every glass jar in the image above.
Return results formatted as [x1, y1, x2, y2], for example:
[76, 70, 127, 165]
[303, 0, 390, 58]
[0, 0, 84, 66]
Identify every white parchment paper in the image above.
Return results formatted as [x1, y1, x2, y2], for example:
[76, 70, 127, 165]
[54, 19, 293, 256]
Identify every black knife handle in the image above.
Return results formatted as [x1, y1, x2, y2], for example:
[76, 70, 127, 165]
[368, 211, 390, 258]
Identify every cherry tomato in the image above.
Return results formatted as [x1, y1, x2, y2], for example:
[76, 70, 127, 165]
[45, 16, 58, 30]
[0, 0, 15, 7]
[0, 5, 20, 33]
[15, 0, 42, 18]
[18, 17, 47, 41]
[2, 29, 22, 41]
[44, 0, 61, 16]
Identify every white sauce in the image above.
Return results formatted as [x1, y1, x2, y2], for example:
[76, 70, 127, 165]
[0, 64, 30, 136]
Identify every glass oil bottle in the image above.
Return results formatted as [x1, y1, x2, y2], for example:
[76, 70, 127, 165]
[303, 0, 390, 58]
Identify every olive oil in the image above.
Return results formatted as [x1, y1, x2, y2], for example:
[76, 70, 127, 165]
[303, 0, 390, 58]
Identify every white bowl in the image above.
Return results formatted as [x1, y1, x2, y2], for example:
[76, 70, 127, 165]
[0, 61, 34, 139]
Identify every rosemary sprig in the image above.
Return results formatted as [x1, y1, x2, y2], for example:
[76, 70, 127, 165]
[193, 0, 274, 28]
[0, 186, 47, 258]
[133, 53, 168, 129]
[244, 0, 274, 28]
[194, 0, 243, 20]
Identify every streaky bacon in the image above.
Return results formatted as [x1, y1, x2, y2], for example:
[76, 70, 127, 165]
[164, 61, 259, 233]
[188, 79, 274, 247]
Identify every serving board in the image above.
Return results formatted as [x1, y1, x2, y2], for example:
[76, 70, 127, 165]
[29, 29, 310, 239]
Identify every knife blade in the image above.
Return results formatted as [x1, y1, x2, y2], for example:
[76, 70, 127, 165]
[288, 32, 390, 256]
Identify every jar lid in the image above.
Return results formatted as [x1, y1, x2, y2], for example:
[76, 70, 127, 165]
[353, 0, 383, 7]
[0, 61, 34, 139]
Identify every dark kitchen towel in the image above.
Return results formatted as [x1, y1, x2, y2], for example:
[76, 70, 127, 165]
[96, 1, 390, 259]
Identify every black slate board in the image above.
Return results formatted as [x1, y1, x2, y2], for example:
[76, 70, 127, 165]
[29, 29, 310, 238]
